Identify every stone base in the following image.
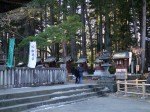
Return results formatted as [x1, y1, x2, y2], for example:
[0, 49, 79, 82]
[94, 70, 104, 76]
[97, 75, 117, 92]
[94, 70, 110, 76]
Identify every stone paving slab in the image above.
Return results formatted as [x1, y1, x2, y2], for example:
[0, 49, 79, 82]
[28, 95, 150, 112]
[0, 83, 96, 95]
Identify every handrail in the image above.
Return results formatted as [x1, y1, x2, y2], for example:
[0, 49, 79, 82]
[117, 79, 150, 98]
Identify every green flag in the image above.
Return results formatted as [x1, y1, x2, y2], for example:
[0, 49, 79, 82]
[7, 38, 15, 68]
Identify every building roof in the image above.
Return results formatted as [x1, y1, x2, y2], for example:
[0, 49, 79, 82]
[58, 56, 72, 63]
[0, 0, 31, 13]
[44, 57, 56, 63]
[36, 57, 42, 63]
[101, 63, 111, 67]
[76, 58, 87, 63]
[94, 57, 103, 63]
[112, 51, 129, 59]
[99, 51, 111, 60]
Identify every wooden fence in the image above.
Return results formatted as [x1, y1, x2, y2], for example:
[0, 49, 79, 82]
[117, 79, 150, 98]
[0, 67, 66, 89]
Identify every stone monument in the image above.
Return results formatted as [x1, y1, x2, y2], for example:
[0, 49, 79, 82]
[96, 51, 117, 92]
[94, 51, 111, 76]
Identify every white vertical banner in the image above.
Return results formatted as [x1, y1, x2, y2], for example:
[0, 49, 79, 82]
[129, 52, 132, 66]
[28, 42, 37, 68]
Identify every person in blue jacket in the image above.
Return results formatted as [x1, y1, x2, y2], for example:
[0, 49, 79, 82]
[78, 64, 84, 84]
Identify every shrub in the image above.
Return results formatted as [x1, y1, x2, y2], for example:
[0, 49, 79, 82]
[108, 65, 116, 74]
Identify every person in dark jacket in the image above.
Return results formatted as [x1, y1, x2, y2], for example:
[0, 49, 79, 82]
[71, 66, 79, 83]
[74, 67, 80, 83]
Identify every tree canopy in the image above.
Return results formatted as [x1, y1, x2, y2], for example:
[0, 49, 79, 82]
[0, 0, 150, 72]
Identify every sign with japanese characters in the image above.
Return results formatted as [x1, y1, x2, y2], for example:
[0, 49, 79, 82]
[28, 42, 37, 68]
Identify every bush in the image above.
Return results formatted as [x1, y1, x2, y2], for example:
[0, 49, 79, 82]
[108, 66, 116, 74]
[88, 69, 94, 74]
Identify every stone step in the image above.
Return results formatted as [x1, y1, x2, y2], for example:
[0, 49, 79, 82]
[0, 88, 93, 107]
[0, 85, 100, 112]
[0, 91, 97, 112]
[23, 96, 98, 112]
[93, 87, 104, 92]
[0, 85, 97, 100]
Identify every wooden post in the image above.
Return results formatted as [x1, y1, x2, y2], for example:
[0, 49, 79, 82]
[124, 80, 127, 95]
[136, 79, 138, 89]
[117, 80, 120, 92]
[142, 82, 146, 98]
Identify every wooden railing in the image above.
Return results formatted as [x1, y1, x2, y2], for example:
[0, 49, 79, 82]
[117, 79, 150, 98]
[0, 67, 66, 89]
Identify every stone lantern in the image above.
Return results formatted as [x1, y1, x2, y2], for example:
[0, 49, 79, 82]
[94, 51, 111, 76]
[58, 56, 73, 73]
[96, 51, 116, 92]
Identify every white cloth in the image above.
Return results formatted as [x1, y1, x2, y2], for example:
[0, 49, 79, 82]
[28, 42, 37, 68]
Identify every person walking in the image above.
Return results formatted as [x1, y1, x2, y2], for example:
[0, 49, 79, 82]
[74, 67, 80, 83]
[78, 64, 84, 84]
[71, 66, 79, 83]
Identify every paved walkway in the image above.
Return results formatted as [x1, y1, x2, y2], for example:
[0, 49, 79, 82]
[0, 84, 92, 95]
[1, 80, 150, 112]
[28, 95, 150, 112]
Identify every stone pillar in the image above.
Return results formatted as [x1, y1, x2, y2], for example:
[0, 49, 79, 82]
[131, 60, 134, 74]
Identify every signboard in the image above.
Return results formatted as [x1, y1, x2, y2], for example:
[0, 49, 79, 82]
[136, 65, 139, 72]
[129, 52, 132, 65]
[60, 64, 66, 69]
[148, 67, 150, 72]
[28, 42, 37, 68]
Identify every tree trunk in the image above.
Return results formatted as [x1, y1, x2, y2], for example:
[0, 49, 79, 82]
[81, 0, 86, 57]
[70, 0, 77, 61]
[132, 0, 139, 46]
[85, 4, 93, 70]
[49, 3, 55, 57]
[113, 0, 117, 51]
[23, 18, 30, 63]
[44, 4, 47, 29]
[62, 0, 68, 65]
[39, 9, 44, 58]
[141, 0, 146, 74]
[99, 1, 103, 52]
[104, 0, 110, 52]
[63, 0, 67, 21]
[71, 35, 76, 60]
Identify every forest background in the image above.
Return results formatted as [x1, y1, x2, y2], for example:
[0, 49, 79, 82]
[0, 0, 150, 73]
